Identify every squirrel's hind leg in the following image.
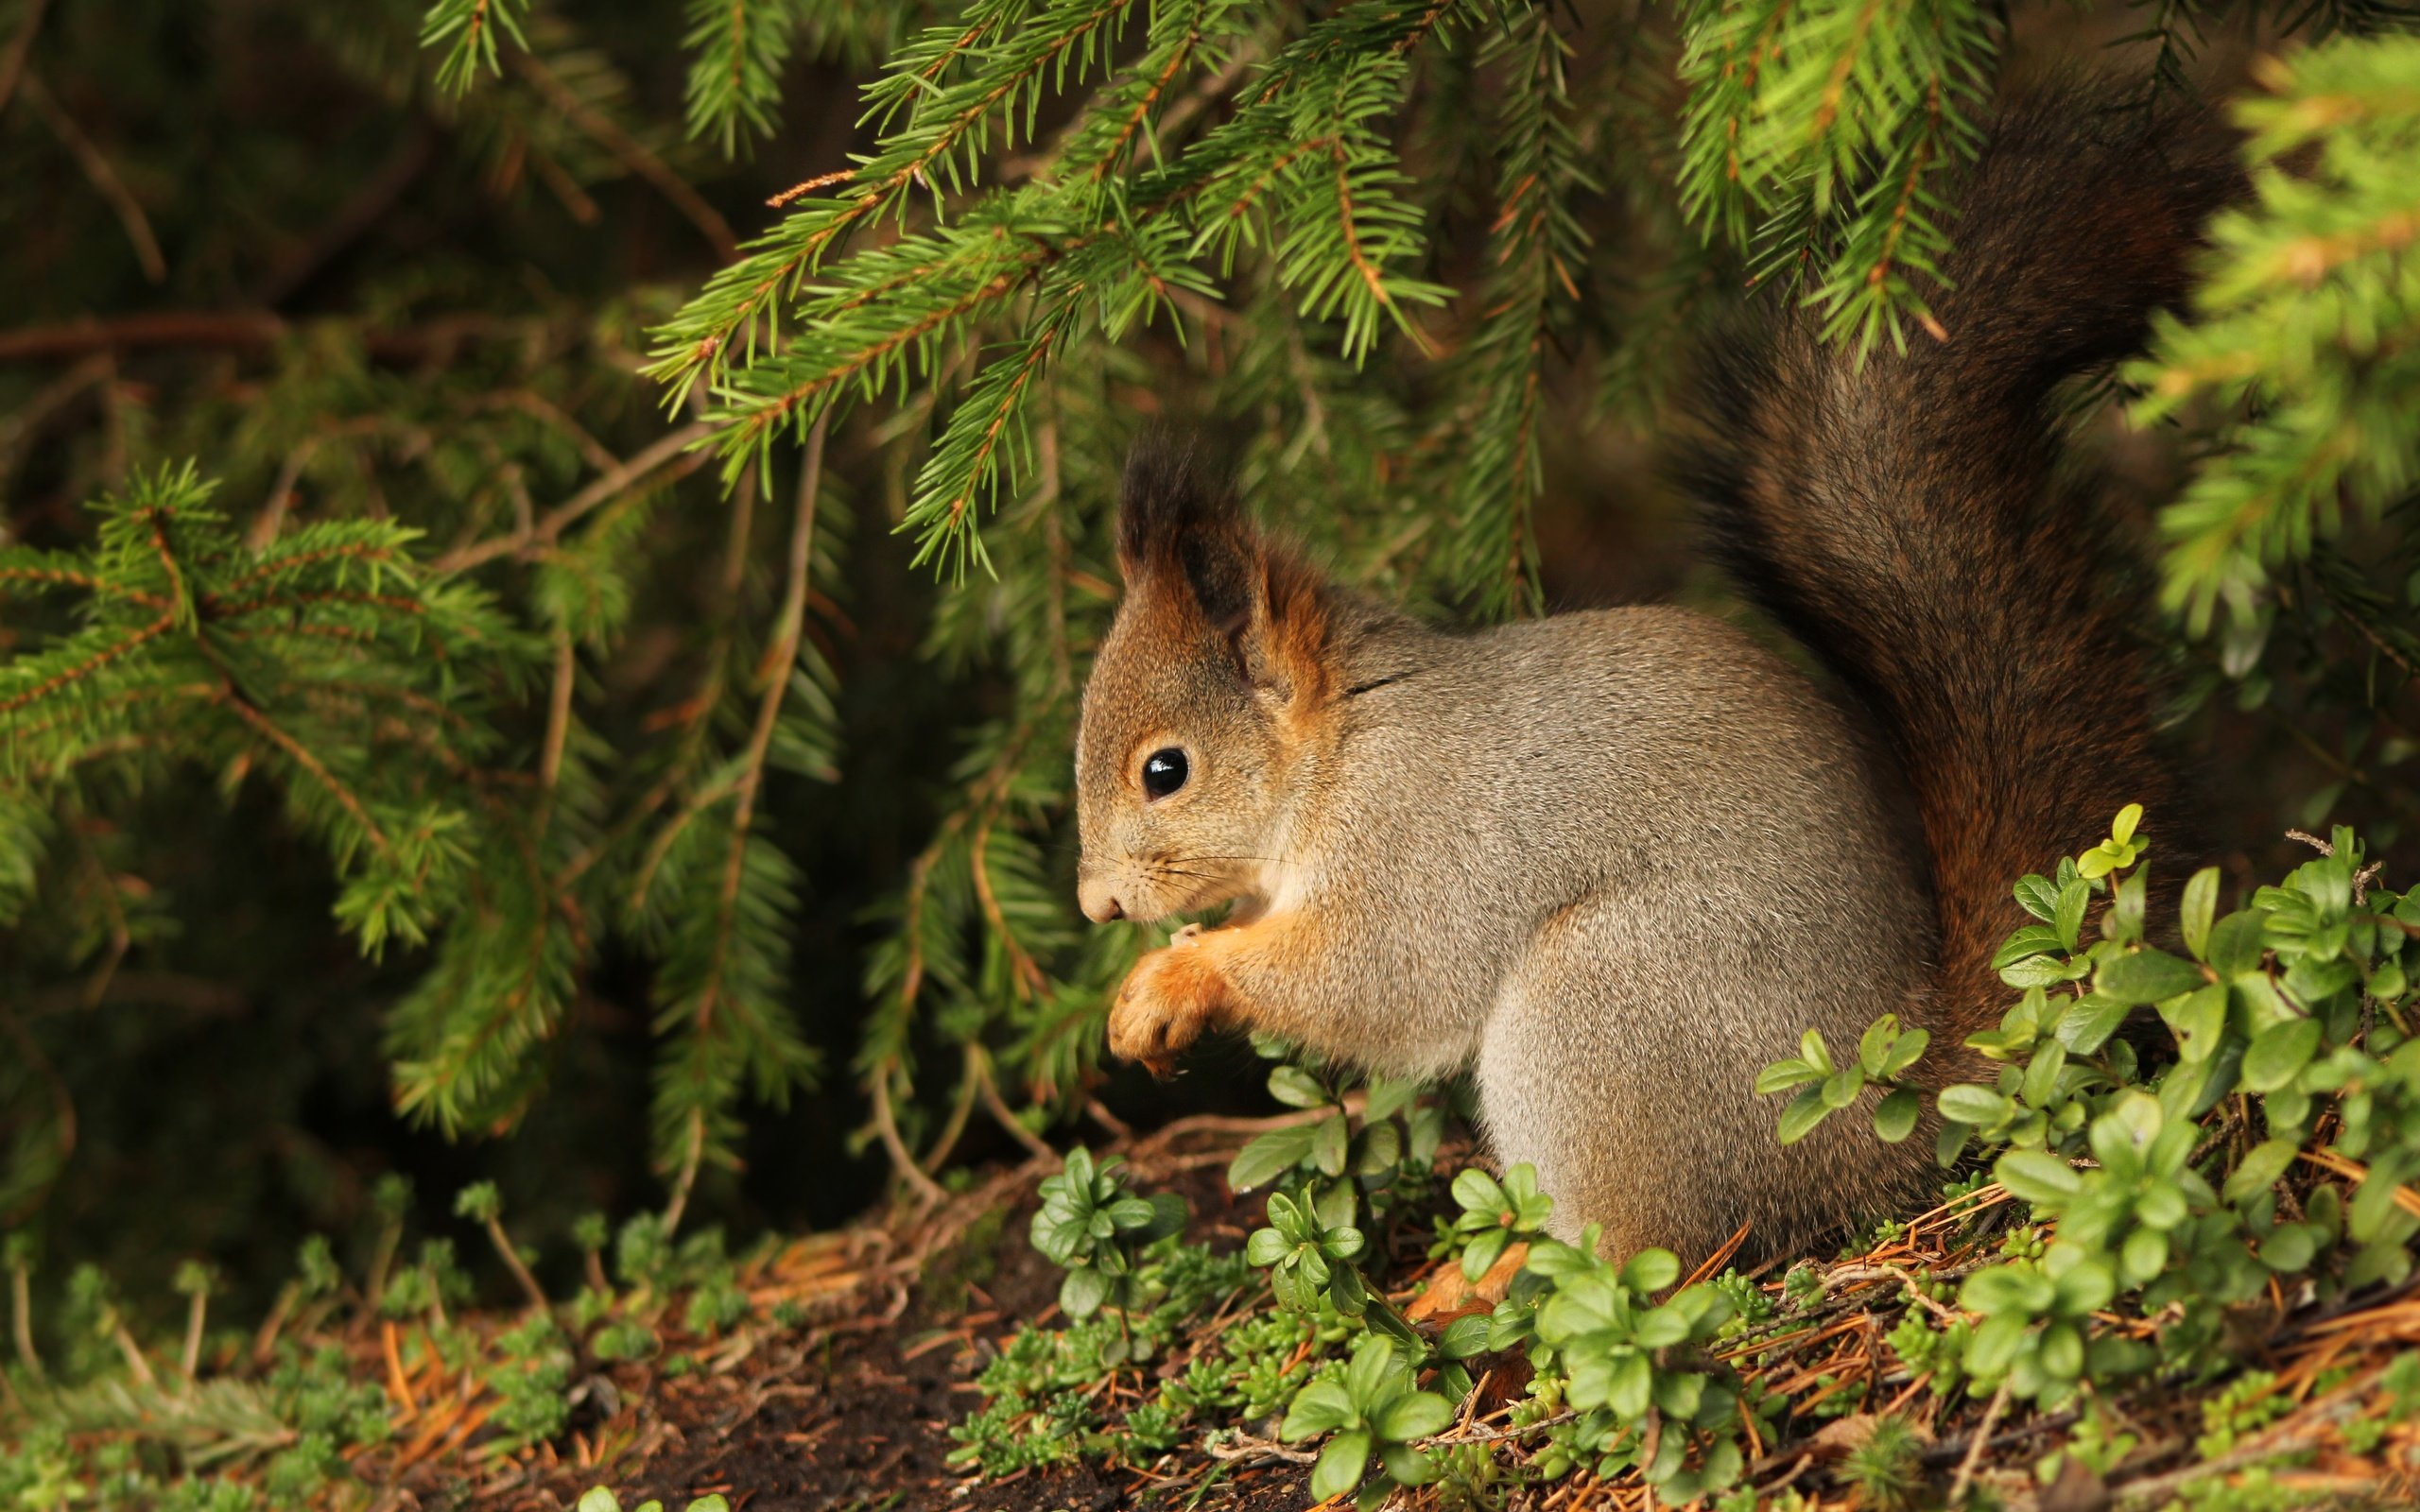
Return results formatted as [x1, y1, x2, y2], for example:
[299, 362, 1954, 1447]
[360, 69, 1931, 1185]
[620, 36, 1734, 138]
[1474, 932, 1927, 1269]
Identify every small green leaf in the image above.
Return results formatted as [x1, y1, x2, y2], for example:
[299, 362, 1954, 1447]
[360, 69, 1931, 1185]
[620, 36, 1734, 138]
[1439, 1314, 1494, 1359]
[1993, 924, 2067, 969]
[1284, 1380, 1356, 1438]
[1269, 1066, 1330, 1108]
[1059, 1264, 1113, 1320]
[1881, 1027, 1930, 1076]
[1362, 1074, 1420, 1122]
[2111, 803, 2142, 845]
[1754, 1057, 1821, 1094]
[1380, 1441, 1433, 1487]
[1620, 1248, 1682, 1294]
[2055, 995, 2130, 1056]
[1451, 1168, 1509, 1215]
[1247, 1228, 1290, 1267]
[2260, 1222, 2319, 1274]
[2014, 874, 2060, 921]
[1996, 1149, 2083, 1206]
[1821, 1066, 1867, 1109]
[2039, 1320, 2084, 1380]
[1633, 1305, 1690, 1348]
[1939, 1085, 2014, 1126]
[1374, 1391, 1453, 1441]
[2241, 1017, 2323, 1093]
[2098, 948, 2206, 1005]
[1605, 1350, 1653, 1418]
[1311, 1432, 1372, 1503]
[1311, 1113, 1350, 1177]
[2223, 1139, 2301, 1206]
[2002, 953, 2089, 988]
[1229, 1125, 1316, 1190]
[1461, 1227, 1509, 1283]
[1874, 1087, 1922, 1143]
[1775, 1085, 1831, 1144]
[1962, 1263, 2054, 1316]
[2182, 867, 2221, 960]
[2205, 911, 2269, 976]
[2159, 983, 2229, 1062]
[2055, 878, 2090, 952]
[1858, 1014, 1901, 1074]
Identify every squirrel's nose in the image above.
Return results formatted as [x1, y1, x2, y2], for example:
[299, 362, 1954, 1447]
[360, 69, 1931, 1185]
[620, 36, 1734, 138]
[1077, 874, 1126, 923]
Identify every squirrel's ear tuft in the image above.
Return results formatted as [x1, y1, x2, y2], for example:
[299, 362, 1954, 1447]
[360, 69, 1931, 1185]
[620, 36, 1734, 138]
[1115, 427, 1254, 627]
[1115, 427, 1334, 706]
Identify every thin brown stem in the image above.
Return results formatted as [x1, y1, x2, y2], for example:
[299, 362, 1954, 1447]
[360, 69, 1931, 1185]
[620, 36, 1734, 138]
[180, 1287, 208, 1382]
[9, 1263, 43, 1384]
[0, 0, 50, 117]
[872, 1069, 949, 1207]
[975, 1043, 1056, 1161]
[112, 1322, 158, 1387]
[509, 51, 735, 261]
[438, 420, 715, 572]
[24, 74, 165, 284]
[918, 1057, 982, 1176]
[537, 628, 576, 806]
[662, 1108, 706, 1234]
[1949, 1377, 2011, 1506]
[483, 1215, 553, 1316]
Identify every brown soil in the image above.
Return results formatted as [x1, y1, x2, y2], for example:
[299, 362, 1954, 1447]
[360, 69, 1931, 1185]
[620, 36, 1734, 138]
[468, 1124, 1324, 1512]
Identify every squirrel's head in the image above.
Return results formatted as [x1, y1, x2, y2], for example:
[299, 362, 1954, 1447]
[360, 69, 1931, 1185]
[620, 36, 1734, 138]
[1074, 435, 1335, 925]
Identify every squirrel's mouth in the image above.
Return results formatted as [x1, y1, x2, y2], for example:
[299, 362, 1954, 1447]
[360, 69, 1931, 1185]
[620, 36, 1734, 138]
[1129, 859, 1253, 923]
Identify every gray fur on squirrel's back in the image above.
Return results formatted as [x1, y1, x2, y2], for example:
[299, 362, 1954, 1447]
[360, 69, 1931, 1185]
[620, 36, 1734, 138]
[1288, 605, 1937, 1252]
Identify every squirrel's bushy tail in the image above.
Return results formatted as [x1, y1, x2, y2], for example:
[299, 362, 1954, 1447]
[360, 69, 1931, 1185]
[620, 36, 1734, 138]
[1679, 89, 2242, 1059]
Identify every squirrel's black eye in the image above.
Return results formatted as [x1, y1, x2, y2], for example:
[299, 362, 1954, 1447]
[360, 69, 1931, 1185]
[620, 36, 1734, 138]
[1141, 747, 1189, 799]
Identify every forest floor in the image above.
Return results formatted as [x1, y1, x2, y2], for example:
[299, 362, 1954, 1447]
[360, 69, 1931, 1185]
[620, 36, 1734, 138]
[9, 1109, 2420, 1512]
[443, 1115, 2420, 1512]
[450, 1120, 1320, 1512]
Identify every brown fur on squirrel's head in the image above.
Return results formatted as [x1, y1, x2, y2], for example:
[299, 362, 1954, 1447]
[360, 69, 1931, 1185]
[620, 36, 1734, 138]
[1074, 435, 1336, 925]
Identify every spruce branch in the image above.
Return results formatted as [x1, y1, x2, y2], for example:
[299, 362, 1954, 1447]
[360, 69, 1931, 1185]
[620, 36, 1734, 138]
[648, 0, 1146, 404]
[423, 0, 531, 95]
[1443, 8, 1595, 619]
[1680, 0, 1995, 352]
[2132, 35, 2420, 634]
[0, 0, 50, 119]
[648, 421, 831, 1189]
[508, 48, 736, 260]
[684, 0, 805, 157]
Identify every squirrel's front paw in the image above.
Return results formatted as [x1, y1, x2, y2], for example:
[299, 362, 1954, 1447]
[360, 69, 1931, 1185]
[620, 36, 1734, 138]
[1107, 940, 1226, 1074]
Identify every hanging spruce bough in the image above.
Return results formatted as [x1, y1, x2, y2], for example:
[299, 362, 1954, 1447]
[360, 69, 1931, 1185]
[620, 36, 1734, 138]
[2134, 34, 2420, 637]
[638, 0, 1465, 582]
[9, 0, 2420, 1240]
[1678, 0, 1997, 350]
[357, 0, 2420, 1203]
[0, 466, 532, 960]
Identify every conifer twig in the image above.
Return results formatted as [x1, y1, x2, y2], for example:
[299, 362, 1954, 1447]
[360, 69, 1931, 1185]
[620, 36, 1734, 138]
[437, 419, 715, 571]
[477, 1213, 551, 1316]
[22, 74, 165, 284]
[7, 1253, 43, 1385]
[872, 1067, 949, 1207]
[974, 1044, 1057, 1161]
[1949, 1377, 2011, 1506]
[508, 49, 735, 262]
[662, 1108, 707, 1234]
[0, 0, 50, 119]
[179, 1281, 209, 1381]
[658, 421, 827, 1200]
